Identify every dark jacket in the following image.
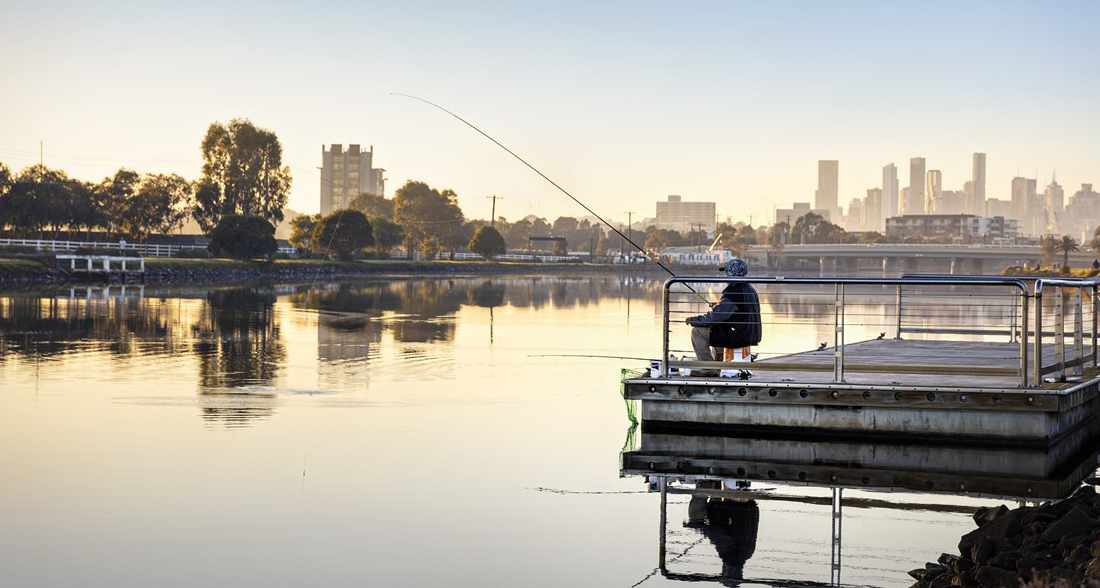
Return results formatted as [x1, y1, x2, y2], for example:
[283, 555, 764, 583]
[687, 282, 762, 348]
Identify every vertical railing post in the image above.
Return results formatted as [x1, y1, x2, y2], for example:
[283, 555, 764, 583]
[1020, 289, 1029, 387]
[894, 284, 903, 339]
[1072, 287, 1083, 379]
[1056, 287, 1066, 381]
[1009, 289, 1018, 343]
[661, 281, 671, 377]
[1034, 287, 1043, 386]
[1093, 285, 1098, 368]
[834, 283, 845, 383]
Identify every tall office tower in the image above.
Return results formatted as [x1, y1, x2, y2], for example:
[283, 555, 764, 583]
[971, 153, 987, 215]
[903, 157, 926, 215]
[815, 160, 840, 221]
[882, 163, 899, 220]
[847, 198, 864, 231]
[926, 170, 942, 214]
[865, 188, 883, 232]
[1045, 174, 1065, 217]
[320, 144, 386, 215]
[1011, 176, 1041, 235]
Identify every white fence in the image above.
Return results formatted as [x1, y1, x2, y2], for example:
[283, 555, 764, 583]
[0, 238, 296, 257]
[385, 250, 585, 262]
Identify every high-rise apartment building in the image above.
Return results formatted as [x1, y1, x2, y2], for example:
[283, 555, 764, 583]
[882, 163, 899, 221]
[1011, 176, 1040, 235]
[864, 188, 883, 232]
[815, 160, 840, 221]
[971, 153, 986, 215]
[655, 195, 716, 234]
[926, 170, 942, 214]
[320, 144, 385, 215]
[903, 157, 926, 215]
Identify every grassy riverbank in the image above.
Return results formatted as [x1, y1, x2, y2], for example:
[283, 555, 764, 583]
[1002, 267, 1100, 278]
[0, 256, 666, 285]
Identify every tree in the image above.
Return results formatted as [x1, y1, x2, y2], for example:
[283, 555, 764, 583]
[349, 192, 394, 220]
[468, 225, 507, 259]
[1055, 235, 1080, 270]
[1091, 226, 1100, 253]
[193, 119, 292, 232]
[1040, 236, 1059, 268]
[100, 168, 142, 237]
[127, 173, 193, 239]
[311, 210, 374, 260]
[392, 181, 465, 255]
[289, 213, 321, 251]
[368, 217, 404, 254]
[207, 215, 277, 260]
[2, 165, 73, 236]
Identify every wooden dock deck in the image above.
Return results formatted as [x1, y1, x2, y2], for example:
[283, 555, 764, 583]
[623, 275, 1100, 448]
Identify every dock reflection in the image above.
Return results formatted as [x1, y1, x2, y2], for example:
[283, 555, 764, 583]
[622, 430, 1100, 585]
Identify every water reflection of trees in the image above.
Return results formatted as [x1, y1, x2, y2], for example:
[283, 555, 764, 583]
[192, 288, 285, 389]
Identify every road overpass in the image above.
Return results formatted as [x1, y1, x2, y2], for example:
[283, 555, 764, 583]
[745, 243, 1098, 274]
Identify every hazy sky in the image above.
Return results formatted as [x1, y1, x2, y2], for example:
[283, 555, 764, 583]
[2, 0, 1097, 225]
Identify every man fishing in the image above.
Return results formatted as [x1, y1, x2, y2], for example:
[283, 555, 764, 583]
[685, 258, 762, 377]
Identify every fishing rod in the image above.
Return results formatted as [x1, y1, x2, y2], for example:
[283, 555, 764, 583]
[391, 93, 714, 305]
[529, 353, 654, 361]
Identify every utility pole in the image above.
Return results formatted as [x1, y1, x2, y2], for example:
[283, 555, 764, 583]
[486, 195, 502, 227]
[39, 140, 43, 166]
[624, 212, 634, 257]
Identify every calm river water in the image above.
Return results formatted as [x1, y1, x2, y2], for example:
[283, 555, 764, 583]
[0, 276, 1090, 587]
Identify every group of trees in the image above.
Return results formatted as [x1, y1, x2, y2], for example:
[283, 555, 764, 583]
[0, 164, 194, 240]
[0, 118, 292, 259]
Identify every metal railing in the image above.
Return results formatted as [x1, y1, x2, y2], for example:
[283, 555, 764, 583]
[659, 275, 1053, 387]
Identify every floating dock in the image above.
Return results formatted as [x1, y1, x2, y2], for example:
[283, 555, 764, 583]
[623, 276, 1100, 449]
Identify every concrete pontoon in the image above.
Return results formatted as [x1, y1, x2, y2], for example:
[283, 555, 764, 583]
[622, 276, 1100, 448]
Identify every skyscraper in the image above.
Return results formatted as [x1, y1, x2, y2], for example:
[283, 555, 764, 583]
[882, 163, 899, 221]
[904, 157, 926, 215]
[970, 153, 987, 216]
[926, 169, 942, 214]
[865, 188, 883, 232]
[815, 160, 839, 221]
[320, 144, 385, 215]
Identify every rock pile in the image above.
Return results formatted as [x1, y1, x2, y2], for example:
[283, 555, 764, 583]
[910, 486, 1100, 587]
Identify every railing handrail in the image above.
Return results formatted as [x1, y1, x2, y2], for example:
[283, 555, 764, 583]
[660, 275, 1034, 387]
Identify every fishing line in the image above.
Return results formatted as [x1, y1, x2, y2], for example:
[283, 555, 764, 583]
[390, 93, 714, 304]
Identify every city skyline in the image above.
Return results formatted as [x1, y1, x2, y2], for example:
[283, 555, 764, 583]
[1, 1, 1097, 227]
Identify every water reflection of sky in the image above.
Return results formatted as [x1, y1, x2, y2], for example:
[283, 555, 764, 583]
[0, 277, 1086, 587]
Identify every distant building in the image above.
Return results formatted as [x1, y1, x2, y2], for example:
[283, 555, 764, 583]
[886, 214, 1019, 240]
[986, 198, 1013, 218]
[655, 195, 716, 234]
[846, 197, 864, 231]
[938, 190, 968, 215]
[320, 144, 385, 215]
[774, 202, 831, 226]
[926, 169, 942, 213]
[882, 163, 899, 220]
[1011, 176, 1040, 235]
[971, 153, 987, 215]
[1044, 176, 1064, 232]
[903, 157, 926, 215]
[815, 160, 839, 221]
[864, 188, 883, 232]
[887, 214, 976, 240]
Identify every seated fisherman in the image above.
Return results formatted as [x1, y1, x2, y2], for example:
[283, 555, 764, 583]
[685, 258, 762, 376]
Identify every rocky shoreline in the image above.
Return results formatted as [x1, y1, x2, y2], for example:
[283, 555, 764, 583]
[911, 485, 1100, 587]
[0, 257, 672, 286]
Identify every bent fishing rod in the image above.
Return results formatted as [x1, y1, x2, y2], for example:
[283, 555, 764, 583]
[391, 93, 713, 305]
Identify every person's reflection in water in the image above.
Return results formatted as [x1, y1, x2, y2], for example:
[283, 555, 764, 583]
[685, 479, 760, 585]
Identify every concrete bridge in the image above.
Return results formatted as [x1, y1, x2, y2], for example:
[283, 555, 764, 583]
[744, 243, 1098, 274]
